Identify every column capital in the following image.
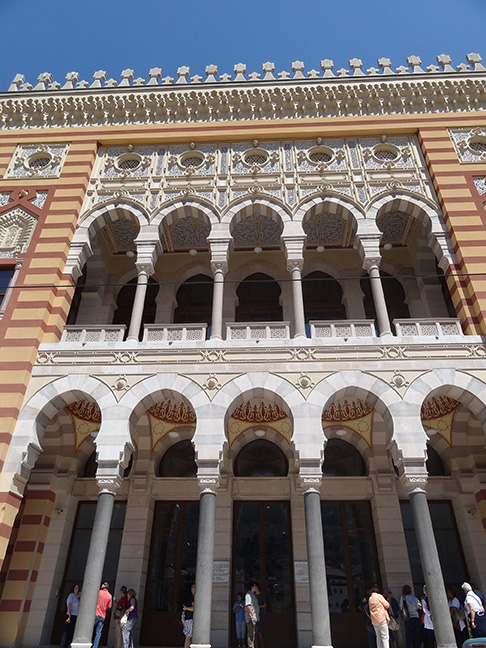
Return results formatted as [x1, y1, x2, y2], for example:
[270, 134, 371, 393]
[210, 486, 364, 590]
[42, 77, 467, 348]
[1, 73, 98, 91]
[134, 241, 162, 275]
[287, 258, 304, 273]
[298, 476, 322, 494]
[197, 476, 220, 495]
[210, 259, 228, 276]
[362, 257, 381, 272]
[96, 475, 123, 495]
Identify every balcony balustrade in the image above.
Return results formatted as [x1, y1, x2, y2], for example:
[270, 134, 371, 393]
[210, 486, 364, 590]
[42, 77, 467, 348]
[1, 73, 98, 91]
[393, 318, 464, 338]
[142, 323, 207, 342]
[61, 325, 126, 343]
[309, 319, 376, 339]
[226, 321, 290, 341]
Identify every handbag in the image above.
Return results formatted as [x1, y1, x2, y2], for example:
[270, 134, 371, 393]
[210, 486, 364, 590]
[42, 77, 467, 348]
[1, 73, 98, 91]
[120, 613, 129, 629]
[388, 616, 400, 632]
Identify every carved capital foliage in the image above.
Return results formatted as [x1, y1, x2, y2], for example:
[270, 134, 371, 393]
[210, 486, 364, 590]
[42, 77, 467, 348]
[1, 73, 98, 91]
[362, 257, 381, 272]
[197, 476, 220, 495]
[96, 475, 123, 495]
[287, 258, 304, 273]
[210, 260, 228, 275]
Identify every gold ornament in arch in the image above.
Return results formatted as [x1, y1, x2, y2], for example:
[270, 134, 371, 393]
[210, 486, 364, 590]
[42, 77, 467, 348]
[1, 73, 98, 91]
[67, 401, 101, 451]
[322, 400, 374, 446]
[228, 399, 292, 446]
[148, 399, 196, 450]
[421, 395, 460, 447]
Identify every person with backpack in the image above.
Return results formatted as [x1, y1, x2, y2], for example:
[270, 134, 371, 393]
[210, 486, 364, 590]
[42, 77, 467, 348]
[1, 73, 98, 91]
[399, 585, 422, 648]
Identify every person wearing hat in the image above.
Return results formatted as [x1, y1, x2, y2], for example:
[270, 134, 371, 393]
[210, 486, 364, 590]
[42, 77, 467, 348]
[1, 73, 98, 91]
[463, 582, 486, 637]
[92, 581, 112, 648]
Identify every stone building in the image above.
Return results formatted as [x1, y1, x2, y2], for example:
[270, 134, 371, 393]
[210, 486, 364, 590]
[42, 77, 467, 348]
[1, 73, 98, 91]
[0, 53, 486, 648]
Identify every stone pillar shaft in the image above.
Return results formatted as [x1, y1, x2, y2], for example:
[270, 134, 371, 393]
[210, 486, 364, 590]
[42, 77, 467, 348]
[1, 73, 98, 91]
[409, 489, 456, 648]
[368, 264, 392, 336]
[304, 489, 333, 648]
[72, 491, 115, 648]
[290, 265, 306, 338]
[191, 490, 217, 648]
[210, 269, 225, 340]
[127, 270, 149, 341]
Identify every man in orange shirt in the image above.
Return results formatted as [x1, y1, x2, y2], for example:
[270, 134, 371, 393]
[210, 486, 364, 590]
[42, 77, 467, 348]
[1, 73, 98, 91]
[369, 586, 390, 648]
[92, 581, 112, 648]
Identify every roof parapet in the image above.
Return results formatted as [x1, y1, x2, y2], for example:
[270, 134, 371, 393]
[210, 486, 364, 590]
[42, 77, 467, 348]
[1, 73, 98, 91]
[7, 53, 485, 93]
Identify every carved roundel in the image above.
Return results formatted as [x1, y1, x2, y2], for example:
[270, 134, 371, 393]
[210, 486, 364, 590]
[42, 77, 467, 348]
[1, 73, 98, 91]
[469, 136, 486, 156]
[25, 151, 52, 171]
[307, 146, 333, 166]
[243, 149, 269, 168]
[372, 144, 400, 162]
[180, 151, 205, 169]
[115, 153, 142, 172]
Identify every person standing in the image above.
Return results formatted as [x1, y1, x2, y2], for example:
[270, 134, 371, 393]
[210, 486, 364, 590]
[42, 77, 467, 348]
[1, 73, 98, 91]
[122, 588, 138, 648]
[369, 586, 390, 648]
[113, 586, 128, 648]
[421, 586, 435, 648]
[233, 592, 246, 648]
[399, 585, 422, 648]
[384, 588, 400, 648]
[92, 582, 112, 648]
[463, 582, 486, 638]
[182, 583, 195, 648]
[60, 584, 81, 648]
[245, 581, 260, 648]
[255, 585, 266, 648]
[447, 586, 466, 648]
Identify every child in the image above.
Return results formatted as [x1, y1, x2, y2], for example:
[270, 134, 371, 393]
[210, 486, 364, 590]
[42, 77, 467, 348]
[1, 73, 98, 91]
[233, 592, 246, 648]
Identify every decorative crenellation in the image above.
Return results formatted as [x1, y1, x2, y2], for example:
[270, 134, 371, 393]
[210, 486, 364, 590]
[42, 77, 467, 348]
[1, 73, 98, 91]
[1, 55, 485, 131]
[82, 135, 433, 216]
[7, 54, 485, 93]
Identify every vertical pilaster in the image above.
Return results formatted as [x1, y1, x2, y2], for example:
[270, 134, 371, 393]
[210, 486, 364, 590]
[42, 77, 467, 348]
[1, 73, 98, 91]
[126, 243, 159, 342]
[283, 234, 307, 339]
[364, 259, 392, 337]
[0, 487, 55, 646]
[209, 237, 231, 340]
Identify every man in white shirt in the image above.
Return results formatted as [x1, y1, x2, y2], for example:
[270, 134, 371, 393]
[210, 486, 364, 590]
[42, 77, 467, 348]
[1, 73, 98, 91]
[245, 581, 260, 648]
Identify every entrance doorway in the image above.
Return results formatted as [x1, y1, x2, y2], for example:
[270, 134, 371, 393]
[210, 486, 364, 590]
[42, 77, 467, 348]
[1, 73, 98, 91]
[232, 502, 296, 648]
[321, 501, 381, 648]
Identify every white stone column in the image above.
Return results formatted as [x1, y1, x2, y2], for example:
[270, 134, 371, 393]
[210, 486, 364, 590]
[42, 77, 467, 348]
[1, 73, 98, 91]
[126, 244, 159, 342]
[364, 259, 392, 337]
[283, 234, 307, 339]
[209, 237, 231, 340]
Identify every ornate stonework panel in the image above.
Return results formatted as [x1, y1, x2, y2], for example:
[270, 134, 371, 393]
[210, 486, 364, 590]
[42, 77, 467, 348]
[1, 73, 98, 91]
[0, 206, 38, 256]
[232, 212, 283, 249]
[67, 400, 101, 451]
[421, 395, 460, 446]
[473, 176, 486, 196]
[377, 210, 418, 246]
[449, 128, 486, 163]
[83, 135, 433, 215]
[4, 143, 70, 179]
[148, 399, 196, 450]
[102, 220, 140, 254]
[322, 399, 374, 447]
[228, 399, 291, 446]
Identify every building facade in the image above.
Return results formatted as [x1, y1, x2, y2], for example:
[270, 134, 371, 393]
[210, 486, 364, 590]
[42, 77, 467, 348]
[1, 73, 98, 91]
[0, 53, 486, 648]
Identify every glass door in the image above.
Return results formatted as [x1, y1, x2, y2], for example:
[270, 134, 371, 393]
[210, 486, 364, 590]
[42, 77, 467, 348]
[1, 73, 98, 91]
[232, 502, 296, 648]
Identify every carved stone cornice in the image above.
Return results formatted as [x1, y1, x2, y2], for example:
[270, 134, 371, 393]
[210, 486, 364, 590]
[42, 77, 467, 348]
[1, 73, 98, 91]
[2, 73, 486, 130]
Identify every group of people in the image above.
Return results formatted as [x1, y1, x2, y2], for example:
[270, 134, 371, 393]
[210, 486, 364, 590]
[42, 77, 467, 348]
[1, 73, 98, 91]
[365, 582, 486, 648]
[59, 581, 138, 648]
[235, 581, 266, 648]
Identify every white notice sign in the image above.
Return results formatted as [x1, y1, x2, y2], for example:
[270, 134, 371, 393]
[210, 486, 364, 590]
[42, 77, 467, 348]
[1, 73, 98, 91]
[294, 561, 309, 583]
[213, 561, 230, 583]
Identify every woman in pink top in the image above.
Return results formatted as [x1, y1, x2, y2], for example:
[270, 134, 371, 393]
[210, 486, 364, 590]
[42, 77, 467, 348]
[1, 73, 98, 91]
[369, 586, 390, 648]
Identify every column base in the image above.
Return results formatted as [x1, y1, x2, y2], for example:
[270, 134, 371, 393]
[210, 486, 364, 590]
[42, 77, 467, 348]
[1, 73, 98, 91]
[190, 643, 211, 648]
[311, 645, 333, 648]
[436, 644, 457, 648]
[71, 642, 92, 648]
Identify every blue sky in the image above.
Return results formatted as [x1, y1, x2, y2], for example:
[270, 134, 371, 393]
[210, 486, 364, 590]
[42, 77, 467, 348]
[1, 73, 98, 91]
[1, 0, 485, 90]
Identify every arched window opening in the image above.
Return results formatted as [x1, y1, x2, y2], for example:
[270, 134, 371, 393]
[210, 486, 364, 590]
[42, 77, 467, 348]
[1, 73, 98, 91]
[66, 264, 87, 325]
[436, 261, 457, 318]
[426, 444, 446, 476]
[173, 274, 214, 325]
[302, 271, 346, 322]
[234, 439, 288, 477]
[113, 277, 159, 340]
[236, 273, 282, 322]
[360, 271, 410, 334]
[158, 440, 197, 478]
[322, 438, 366, 476]
[82, 450, 133, 478]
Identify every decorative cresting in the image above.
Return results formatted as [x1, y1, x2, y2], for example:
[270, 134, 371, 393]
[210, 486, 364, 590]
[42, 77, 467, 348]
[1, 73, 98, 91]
[228, 398, 291, 446]
[67, 400, 101, 451]
[322, 399, 374, 446]
[147, 399, 196, 449]
[0, 207, 38, 257]
[4, 54, 485, 129]
[449, 128, 486, 163]
[421, 395, 461, 447]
